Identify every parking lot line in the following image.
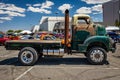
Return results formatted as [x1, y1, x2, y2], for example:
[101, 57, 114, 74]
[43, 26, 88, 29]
[35, 66, 120, 70]
[15, 66, 33, 80]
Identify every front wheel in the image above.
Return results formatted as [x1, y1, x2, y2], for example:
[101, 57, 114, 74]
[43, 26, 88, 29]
[18, 47, 38, 66]
[87, 47, 107, 65]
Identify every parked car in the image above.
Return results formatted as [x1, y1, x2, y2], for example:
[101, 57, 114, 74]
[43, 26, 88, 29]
[9, 35, 20, 40]
[20, 35, 34, 40]
[43, 35, 56, 40]
[39, 34, 56, 40]
[35, 34, 41, 40]
[0, 34, 9, 45]
[107, 32, 120, 42]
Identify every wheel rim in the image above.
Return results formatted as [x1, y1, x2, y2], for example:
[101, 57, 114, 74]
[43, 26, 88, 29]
[21, 50, 33, 64]
[90, 49, 104, 62]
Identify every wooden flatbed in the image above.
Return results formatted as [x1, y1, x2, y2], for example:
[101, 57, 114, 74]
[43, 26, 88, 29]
[5, 40, 62, 50]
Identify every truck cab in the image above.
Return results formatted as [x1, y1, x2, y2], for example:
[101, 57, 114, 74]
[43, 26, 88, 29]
[71, 14, 116, 64]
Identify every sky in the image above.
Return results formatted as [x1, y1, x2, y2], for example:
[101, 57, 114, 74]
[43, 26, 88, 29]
[0, 0, 112, 32]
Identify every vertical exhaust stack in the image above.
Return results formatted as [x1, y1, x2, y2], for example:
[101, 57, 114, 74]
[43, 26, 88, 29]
[64, 9, 69, 52]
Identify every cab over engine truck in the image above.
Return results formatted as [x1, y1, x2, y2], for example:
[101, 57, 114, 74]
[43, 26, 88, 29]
[5, 9, 116, 65]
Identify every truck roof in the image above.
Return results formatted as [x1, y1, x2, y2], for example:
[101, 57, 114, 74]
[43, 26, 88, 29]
[73, 14, 90, 18]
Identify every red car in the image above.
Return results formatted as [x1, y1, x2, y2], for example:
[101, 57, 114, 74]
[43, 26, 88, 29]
[0, 34, 9, 45]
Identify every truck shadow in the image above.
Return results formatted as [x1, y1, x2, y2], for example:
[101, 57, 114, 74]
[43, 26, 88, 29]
[0, 57, 18, 65]
[0, 57, 90, 66]
[0, 57, 109, 66]
[36, 57, 90, 65]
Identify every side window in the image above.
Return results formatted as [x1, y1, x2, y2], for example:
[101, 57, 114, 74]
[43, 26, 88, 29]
[77, 19, 86, 24]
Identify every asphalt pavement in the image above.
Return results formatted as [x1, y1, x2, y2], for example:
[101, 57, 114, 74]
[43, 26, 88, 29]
[0, 44, 120, 80]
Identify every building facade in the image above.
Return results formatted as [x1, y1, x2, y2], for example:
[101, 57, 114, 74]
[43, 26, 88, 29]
[31, 25, 40, 33]
[103, 0, 120, 26]
[53, 22, 71, 33]
[39, 16, 71, 32]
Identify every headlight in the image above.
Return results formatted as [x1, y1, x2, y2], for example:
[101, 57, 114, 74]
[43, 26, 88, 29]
[109, 37, 114, 45]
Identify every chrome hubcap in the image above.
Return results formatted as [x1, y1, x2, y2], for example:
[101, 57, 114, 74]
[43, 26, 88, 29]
[90, 49, 104, 62]
[21, 51, 33, 64]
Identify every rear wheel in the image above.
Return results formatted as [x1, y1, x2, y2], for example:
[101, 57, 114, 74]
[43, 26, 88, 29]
[18, 47, 38, 66]
[87, 47, 107, 65]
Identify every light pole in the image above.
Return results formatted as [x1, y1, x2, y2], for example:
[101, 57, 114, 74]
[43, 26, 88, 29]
[55, 12, 58, 22]
[119, 0, 120, 26]
[55, 12, 59, 33]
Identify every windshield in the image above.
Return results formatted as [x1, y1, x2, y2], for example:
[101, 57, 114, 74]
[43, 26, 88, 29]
[77, 18, 90, 25]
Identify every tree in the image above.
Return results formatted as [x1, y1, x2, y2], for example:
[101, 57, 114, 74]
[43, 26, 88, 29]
[14, 30, 23, 33]
[7, 30, 14, 33]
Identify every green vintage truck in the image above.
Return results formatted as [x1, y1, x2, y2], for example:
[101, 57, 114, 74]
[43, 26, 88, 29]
[5, 10, 116, 65]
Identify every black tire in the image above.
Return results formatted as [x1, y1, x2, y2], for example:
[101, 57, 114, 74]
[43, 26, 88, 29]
[87, 47, 107, 65]
[18, 47, 38, 66]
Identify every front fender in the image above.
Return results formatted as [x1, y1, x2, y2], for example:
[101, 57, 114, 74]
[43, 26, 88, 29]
[84, 36, 110, 49]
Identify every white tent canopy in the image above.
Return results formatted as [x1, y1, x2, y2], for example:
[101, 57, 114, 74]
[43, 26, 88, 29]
[106, 26, 119, 31]
[20, 30, 32, 34]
